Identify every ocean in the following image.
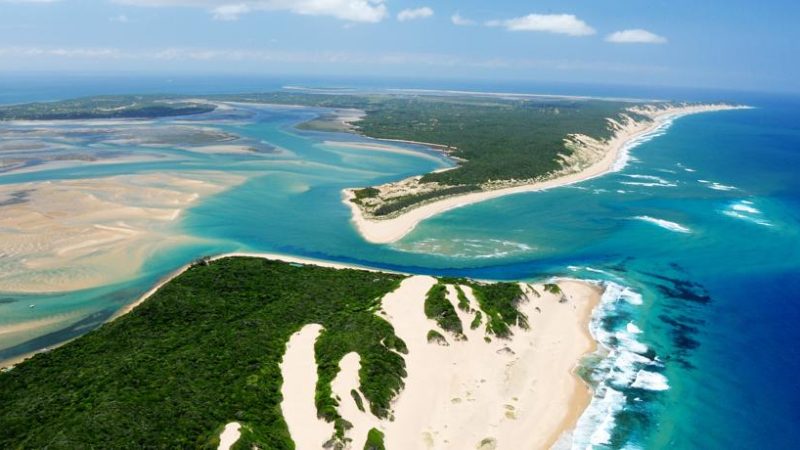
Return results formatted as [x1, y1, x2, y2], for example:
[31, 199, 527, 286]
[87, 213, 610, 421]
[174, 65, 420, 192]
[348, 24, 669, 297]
[0, 76, 797, 449]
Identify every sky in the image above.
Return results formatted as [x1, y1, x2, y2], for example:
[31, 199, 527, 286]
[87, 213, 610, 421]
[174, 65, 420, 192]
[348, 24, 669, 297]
[0, 0, 798, 93]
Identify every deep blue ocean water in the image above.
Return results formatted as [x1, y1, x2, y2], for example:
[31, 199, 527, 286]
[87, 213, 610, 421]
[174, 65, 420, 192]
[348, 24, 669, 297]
[0, 76, 797, 449]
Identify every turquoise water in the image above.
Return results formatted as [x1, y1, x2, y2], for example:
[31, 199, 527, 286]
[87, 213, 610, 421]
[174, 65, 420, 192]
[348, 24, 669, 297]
[0, 84, 798, 448]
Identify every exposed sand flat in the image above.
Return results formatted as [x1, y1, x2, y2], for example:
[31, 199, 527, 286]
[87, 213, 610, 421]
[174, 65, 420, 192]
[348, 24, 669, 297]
[0, 171, 244, 293]
[0, 312, 87, 352]
[346, 104, 749, 244]
[279, 324, 334, 450]
[188, 144, 258, 155]
[322, 140, 446, 163]
[217, 422, 241, 450]
[367, 276, 599, 450]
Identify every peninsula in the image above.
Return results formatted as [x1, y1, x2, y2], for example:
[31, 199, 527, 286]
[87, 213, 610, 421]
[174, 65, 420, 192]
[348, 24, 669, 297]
[341, 102, 747, 243]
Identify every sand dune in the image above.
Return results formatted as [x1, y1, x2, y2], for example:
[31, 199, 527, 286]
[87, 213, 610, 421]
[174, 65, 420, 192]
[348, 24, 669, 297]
[283, 275, 602, 450]
[217, 422, 241, 450]
[279, 324, 334, 450]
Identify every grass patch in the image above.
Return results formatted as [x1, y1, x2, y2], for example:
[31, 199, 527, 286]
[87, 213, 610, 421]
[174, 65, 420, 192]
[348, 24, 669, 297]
[424, 283, 465, 339]
[454, 285, 471, 311]
[543, 283, 562, 295]
[350, 389, 365, 412]
[364, 428, 386, 450]
[426, 329, 449, 346]
[470, 282, 528, 338]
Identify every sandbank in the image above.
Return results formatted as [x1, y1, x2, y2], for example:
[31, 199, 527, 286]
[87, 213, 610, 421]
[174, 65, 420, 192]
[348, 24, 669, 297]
[0, 171, 244, 293]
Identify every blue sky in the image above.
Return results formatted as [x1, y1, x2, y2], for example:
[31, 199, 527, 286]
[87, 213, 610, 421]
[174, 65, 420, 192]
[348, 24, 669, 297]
[0, 0, 798, 92]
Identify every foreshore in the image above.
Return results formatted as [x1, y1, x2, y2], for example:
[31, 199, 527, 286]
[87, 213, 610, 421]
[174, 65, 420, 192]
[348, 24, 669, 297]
[345, 103, 749, 244]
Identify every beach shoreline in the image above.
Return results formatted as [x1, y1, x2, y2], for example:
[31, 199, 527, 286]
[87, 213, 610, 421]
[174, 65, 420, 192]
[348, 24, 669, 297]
[344, 103, 750, 244]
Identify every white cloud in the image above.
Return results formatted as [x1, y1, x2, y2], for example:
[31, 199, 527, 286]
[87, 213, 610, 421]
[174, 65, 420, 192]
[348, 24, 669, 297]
[109, 14, 130, 22]
[606, 29, 667, 44]
[113, 0, 388, 23]
[211, 3, 249, 20]
[397, 6, 432, 22]
[487, 13, 595, 36]
[451, 12, 475, 26]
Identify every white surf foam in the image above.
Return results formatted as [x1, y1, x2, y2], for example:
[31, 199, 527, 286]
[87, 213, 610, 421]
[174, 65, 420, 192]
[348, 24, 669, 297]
[633, 216, 692, 233]
[708, 182, 738, 191]
[723, 200, 773, 227]
[611, 118, 674, 172]
[630, 370, 670, 391]
[569, 282, 668, 450]
[698, 179, 738, 191]
[620, 174, 677, 188]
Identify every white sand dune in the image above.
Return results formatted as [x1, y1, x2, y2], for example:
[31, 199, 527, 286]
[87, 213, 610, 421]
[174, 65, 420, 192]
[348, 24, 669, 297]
[279, 324, 334, 450]
[367, 277, 599, 449]
[309, 275, 601, 450]
[217, 422, 241, 450]
[330, 352, 379, 450]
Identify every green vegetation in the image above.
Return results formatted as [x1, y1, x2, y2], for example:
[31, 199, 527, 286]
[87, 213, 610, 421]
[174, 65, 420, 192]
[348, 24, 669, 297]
[424, 283, 465, 339]
[454, 285, 471, 311]
[353, 187, 380, 200]
[0, 257, 406, 449]
[470, 311, 483, 330]
[470, 282, 529, 338]
[363, 428, 386, 450]
[354, 96, 627, 186]
[373, 184, 481, 217]
[543, 283, 562, 295]
[350, 389, 365, 412]
[0, 95, 215, 120]
[426, 329, 448, 346]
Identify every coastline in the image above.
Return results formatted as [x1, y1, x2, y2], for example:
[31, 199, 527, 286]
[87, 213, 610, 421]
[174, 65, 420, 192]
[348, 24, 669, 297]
[344, 103, 749, 244]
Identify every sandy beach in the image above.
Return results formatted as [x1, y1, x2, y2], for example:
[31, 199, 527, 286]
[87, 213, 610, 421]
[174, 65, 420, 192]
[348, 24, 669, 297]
[345, 104, 748, 244]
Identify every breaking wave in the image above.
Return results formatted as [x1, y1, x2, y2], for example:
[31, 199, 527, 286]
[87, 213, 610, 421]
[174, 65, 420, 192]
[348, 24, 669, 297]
[633, 216, 692, 233]
[569, 282, 669, 449]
